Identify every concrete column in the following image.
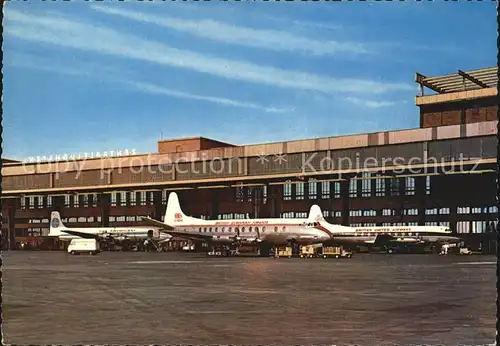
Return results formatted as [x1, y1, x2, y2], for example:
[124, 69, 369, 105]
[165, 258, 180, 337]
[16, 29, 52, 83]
[99, 194, 110, 227]
[399, 177, 406, 223]
[211, 189, 219, 220]
[329, 182, 335, 222]
[416, 176, 426, 226]
[153, 191, 163, 221]
[52, 196, 65, 212]
[5, 199, 17, 250]
[340, 179, 350, 226]
[269, 184, 281, 218]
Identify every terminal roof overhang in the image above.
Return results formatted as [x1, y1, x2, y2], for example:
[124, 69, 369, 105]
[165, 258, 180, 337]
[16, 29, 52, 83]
[3, 158, 495, 198]
[415, 66, 498, 95]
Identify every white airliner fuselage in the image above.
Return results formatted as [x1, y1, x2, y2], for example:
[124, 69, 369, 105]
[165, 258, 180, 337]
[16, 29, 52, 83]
[141, 192, 331, 246]
[48, 211, 171, 243]
[309, 216, 460, 246]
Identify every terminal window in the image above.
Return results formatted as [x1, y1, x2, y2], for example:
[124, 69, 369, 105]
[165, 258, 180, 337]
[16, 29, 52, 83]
[349, 179, 357, 198]
[404, 209, 419, 215]
[139, 191, 146, 206]
[111, 193, 117, 207]
[82, 194, 89, 208]
[382, 209, 395, 216]
[361, 173, 371, 198]
[425, 176, 431, 195]
[389, 178, 400, 196]
[439, 208, 450, 215]
[405, 177, 415, 195]
[295, 182, 305, 200]
[283, 183, 292, 200]
[457, 206, 470, 214]
[308, 182, 317, 200]
[321, 181, 330, 199]
[37, 197, 44, 208]
[236, 187, 244, 202]
[129, 192, 137, 206]
[375, 177, 385, 197]
[363, 210, 377, 217]
[262, 185, 267, 204]
[333, 182, 341, 199]
[350, 210, 362, 217]
[456, 221, 470, 233]
[425, 208, 438, 215]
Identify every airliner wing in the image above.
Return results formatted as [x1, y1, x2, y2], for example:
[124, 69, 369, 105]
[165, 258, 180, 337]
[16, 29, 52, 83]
[160, 230, 214, 242]
[60, 230, 100, 240]
[139, 217, 214, 242]
[140, 216, 175, 230]
[367, 234, 423, 245]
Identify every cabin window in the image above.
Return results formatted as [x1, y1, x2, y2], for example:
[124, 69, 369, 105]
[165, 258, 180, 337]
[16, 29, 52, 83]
[242, 227, 245, 232]
[228, 227, 232, 232]
[249, 227, 252, 232]
[221, 227, 225, 232]
[262, 227, 266, 232]
[255, 227, 259, 232]
[282, 226, 286, 232]
[214, 227, 218, 232]
[203, 227, 207, 232]
[209, 227, 212, 232]
[274, 226, 278, 232]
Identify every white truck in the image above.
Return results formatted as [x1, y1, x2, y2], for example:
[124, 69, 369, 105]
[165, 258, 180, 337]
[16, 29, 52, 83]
[67, 239, 100, 255]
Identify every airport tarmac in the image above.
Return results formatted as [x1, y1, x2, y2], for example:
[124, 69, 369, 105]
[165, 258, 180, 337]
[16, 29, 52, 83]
[2, 251, 496, 345]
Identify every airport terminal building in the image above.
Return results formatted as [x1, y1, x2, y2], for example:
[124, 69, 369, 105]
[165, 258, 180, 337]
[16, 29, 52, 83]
[2, 66, 498, 252]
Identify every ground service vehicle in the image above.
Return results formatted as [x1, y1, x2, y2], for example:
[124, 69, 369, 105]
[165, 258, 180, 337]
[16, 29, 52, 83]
[320, 246, 352, 258]
[300, 244, 321, 258]
[275, 246, 293, 258]
[67, 239, 100, 255]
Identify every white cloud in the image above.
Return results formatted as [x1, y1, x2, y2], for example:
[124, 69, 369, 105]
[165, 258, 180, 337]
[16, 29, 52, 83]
[4, 9, 413, 95]
[344, 97, 396, 108]
[91, 5, 366, 56]
[6, 51, 291, 114]
[129, 82, 292, 113]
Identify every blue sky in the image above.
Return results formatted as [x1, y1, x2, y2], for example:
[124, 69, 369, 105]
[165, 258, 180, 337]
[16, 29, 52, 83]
[3, 1, 497, 160]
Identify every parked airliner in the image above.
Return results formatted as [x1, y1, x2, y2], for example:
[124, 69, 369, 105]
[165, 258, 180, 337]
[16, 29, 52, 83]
[48, 211, 171, 245]
[140, 192, 331, 247]
[307, 211, 461, 248]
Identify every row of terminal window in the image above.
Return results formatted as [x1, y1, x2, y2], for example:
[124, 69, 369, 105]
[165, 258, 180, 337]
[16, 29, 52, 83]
[281, 176, 427, 200]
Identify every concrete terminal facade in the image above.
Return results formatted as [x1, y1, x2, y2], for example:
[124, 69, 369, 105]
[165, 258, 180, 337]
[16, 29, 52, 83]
[2, 66, 498, 252]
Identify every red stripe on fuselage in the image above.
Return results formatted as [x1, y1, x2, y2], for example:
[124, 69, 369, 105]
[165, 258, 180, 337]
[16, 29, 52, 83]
[314, 224, 335, 239]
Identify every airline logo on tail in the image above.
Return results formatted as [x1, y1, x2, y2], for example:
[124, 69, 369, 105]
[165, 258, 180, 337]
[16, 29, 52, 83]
[51, 217, 60, 229]
[174, 213, 183, 222]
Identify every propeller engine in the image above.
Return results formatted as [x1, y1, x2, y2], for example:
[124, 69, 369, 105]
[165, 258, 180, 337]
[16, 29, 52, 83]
[232, 227, 263, 245]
